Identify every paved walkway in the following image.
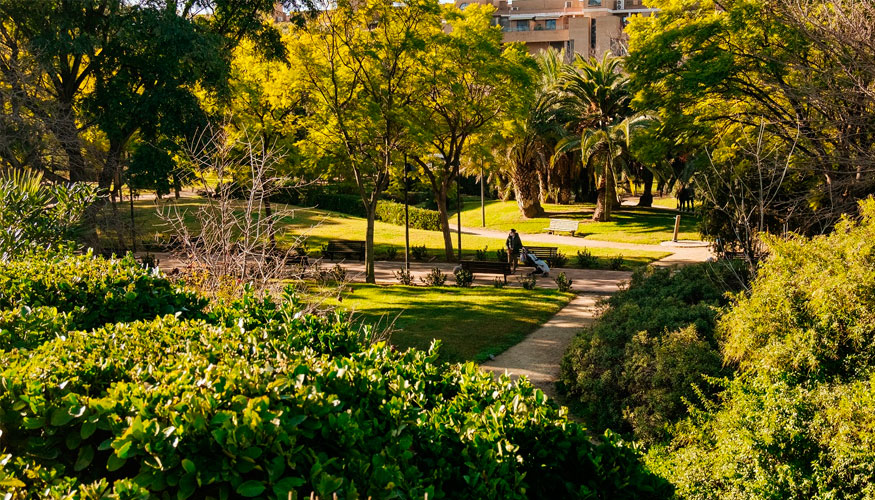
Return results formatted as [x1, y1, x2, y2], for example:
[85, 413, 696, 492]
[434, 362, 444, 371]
[480, 294, 603, 400]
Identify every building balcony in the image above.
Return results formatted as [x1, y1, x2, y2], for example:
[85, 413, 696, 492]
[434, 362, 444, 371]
[502, 28, 570, 43]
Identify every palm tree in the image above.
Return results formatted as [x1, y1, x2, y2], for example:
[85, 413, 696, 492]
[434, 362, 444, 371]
[503, 48, 567, 218]
[557, 53, 635, 221]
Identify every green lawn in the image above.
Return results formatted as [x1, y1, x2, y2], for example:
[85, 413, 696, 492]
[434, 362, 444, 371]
[127, 197, 669, 270]
[456, 199, 701, 245]
[329, 284, 574, 363]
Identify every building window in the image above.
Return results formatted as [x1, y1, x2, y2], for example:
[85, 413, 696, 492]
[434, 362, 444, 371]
[588, 0, 601, 5]
[459, 2, 469, 9]
[497, 17, 510, 31]
[590, 18, 596, 49]
[545, 19, 557, 30]
[515, 20, 530, 31]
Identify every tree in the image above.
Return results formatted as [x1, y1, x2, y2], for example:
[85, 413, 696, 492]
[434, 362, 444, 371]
[409, 4, 532, 260]
[558, 54, 635, 221]
[293, 0, 437, 283]
[626, 0, 875, 236]
[0, 0, 290, 189]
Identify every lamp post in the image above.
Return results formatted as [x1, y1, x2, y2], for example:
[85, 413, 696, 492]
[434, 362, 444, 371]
[480, 159, 485, 228]
[404, 155, 411, 272]
[456, 159, 462, 262]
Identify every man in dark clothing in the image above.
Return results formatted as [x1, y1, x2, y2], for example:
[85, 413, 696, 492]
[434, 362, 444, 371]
[506, 229, 523, 272]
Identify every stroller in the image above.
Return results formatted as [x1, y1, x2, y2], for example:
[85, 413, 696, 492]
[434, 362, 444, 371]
[520, 247, 550, 277]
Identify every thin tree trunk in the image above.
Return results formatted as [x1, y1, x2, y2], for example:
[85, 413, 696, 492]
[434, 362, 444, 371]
[436, 187, 454, 261]
[638, 168, 654, 207]
[365, 203, 376, 284]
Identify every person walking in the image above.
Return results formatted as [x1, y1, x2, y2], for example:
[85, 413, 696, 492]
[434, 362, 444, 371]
[506, 228, 523, 272]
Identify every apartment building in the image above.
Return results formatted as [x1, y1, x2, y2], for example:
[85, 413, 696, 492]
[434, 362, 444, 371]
[455, 0, 655, 57]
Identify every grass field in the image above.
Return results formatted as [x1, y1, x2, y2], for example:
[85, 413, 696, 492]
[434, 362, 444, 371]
[328, 284, 574, 363]
[125, 197, 670, 270]
[456, 198, 701, 245]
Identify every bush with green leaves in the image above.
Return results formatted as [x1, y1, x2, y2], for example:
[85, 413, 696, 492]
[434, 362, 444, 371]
[375, 201, 441, 231]
[420, 267, 446, 287]
[475, 246, 489, 260]
[454, 268, 473, 287]
[411, 245, 429, 261]
[518, 275, 537, 290]
[0, 252, 206, 349]
[648, 200, 875, 499]
[576, 249, 598, 269]
[559, 263, 743, 443]
[394, 267, 413, 285]
[553, 251, 568, 268]
[0, 169, 98, 258]
[608, 255, 625, 270]
[384, 246, 398, 260]
[554, 272, 573, 292]
[0, 254, 671, 499]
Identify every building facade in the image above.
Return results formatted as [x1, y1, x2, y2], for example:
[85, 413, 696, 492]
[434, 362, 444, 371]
[455, 0, 655, 57]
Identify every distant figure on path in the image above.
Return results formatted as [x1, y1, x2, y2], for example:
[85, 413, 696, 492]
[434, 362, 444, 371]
[506, 228, 523, 272]
[677, 185, 694, 212]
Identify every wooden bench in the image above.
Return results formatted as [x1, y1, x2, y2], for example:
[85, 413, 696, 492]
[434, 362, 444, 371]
[544, 219, 579, 236]
[322, 240, 365, 261]
[460, 260, 513, 283]
[520, 246, 559, 266]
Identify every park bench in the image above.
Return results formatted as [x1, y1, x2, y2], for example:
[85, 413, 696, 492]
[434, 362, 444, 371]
[460, 260, 513, 283]
[521, 246, 559, 267]
[322, 240, 366, 261]
[544, 218, 579, 236]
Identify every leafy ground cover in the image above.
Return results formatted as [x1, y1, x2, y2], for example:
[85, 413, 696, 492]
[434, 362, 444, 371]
[0, 252, 671, 499]
[124, 197, 669, 270]
[326, 284, 574, 363]
[456, 199, 701, 245]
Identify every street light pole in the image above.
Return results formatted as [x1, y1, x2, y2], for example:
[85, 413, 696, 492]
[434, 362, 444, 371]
[456, 159, 462, 262]
[480, 160, 485, 228]
[404, 154, 410, 272]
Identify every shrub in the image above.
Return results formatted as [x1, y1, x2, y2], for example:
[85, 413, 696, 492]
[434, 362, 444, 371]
[576, 249, 599, 268]
[649, 201, 875, 499]
[553, 250, 568, 268]
[518, 275, 537, 290]
[0, 257, 671, 499]
[454, 268, 474, 287]
[309, 193, 366, 217]
[609, 255, 625, 270]
[554, 272, 573, 292]
[492, 277, 506, 288]
[375, 201, 441, 231]
[420, 267, 447, 286]
[384, 246, 398, 260]
[0, 252, 206, 345]
[394, 267, 413, 285]
[559, 264, 741, 443]
[330, 263, 347, 283]
[496, 248, 508, 262]
[411, 245, 429, 261]
[475, 246, 489, 260]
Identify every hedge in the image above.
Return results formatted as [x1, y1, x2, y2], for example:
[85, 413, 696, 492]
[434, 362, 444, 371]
[308, 193, 443, 231]
[0, 253, 672, 499]
[375, 200, 442, 231]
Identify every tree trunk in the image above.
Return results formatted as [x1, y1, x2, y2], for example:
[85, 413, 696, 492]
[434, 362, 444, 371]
[557, 155, 572, 204]
[593, 163, 616, 222]
[513, 159, 545, 218]
[51, 102, 88, 182]
[364, 203, 376, 284]
[435, 187, 454, 261]
[592, 175, 607, 222]
[637, 168, 654, 207]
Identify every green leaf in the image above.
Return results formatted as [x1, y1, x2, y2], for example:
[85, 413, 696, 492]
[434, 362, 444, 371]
[50, 407, 74, 426]
[274, 477, 306, 495]
[236, 480, 266, 497]
[106, 453, 127, 472]
[74, 445, 95, 471]
[80, 420, 97, 439]
[182, 458, 197, 474]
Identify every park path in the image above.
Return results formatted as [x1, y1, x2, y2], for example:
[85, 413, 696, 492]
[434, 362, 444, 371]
[480, 293, 603, 400]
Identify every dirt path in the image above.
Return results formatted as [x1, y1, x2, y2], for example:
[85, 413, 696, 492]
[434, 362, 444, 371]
[480, 293, 603, 400]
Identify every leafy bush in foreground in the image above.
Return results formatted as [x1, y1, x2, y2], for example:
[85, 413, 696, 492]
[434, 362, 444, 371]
[559, 263, 744, 443]
[0, 252, 206, 342]
[648, 200, 875, 499]
[0, 254, 671, 499]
